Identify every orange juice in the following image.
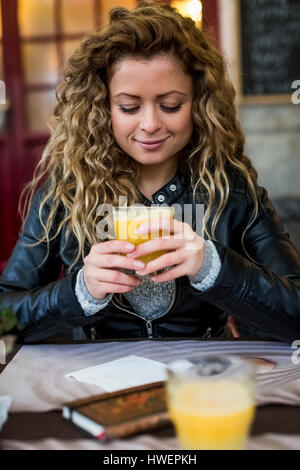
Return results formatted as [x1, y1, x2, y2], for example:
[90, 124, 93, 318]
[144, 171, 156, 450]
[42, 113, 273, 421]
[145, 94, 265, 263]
[113, 206, 174, 264]
[167, 380, 255, 450]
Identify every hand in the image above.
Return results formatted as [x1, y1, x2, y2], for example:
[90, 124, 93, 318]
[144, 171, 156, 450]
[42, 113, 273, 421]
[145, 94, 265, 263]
[83, 240, 145, 299]
[127, 218, 205, 283]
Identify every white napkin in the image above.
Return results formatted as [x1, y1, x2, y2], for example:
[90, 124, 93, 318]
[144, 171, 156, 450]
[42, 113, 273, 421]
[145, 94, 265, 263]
[0, 396, 12, 431]
[66, 355, 167, 392]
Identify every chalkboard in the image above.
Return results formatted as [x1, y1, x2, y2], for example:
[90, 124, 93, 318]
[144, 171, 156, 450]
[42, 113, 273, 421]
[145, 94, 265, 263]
[239, 0, 300, 97]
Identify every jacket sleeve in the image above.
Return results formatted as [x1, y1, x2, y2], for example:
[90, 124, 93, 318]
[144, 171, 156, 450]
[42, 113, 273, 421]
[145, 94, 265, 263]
[192, 186, 300, 343]
[0, 186, 110, 342]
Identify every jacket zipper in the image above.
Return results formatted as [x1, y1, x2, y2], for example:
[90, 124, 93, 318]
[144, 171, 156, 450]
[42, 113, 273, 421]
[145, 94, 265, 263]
[90, 327, 97, 340]
[111, 280, 177, 338]
[203, 327, 212, 338]
[146, 321, 153, 338]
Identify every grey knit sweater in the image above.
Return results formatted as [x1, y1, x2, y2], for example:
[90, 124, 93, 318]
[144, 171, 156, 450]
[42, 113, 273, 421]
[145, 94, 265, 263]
[75, 239, 221, 319]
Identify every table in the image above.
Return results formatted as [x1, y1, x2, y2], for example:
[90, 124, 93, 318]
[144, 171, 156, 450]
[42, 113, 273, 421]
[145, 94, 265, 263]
[1, 338, 300, 450]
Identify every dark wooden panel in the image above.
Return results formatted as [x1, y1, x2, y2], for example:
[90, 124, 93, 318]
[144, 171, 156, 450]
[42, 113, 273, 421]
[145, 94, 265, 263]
[240, 0, 300, 96]
[0, 138, 17, 263]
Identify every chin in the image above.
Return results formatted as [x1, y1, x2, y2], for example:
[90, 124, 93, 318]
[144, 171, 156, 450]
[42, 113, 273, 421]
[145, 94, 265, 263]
[134, 155, 170, 165]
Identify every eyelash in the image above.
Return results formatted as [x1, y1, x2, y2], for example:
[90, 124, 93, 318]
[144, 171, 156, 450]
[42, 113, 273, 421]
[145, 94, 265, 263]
[118, 104, 182, 114]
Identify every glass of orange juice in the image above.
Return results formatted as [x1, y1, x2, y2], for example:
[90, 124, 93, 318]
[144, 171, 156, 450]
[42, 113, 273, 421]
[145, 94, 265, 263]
[166, 355, 256, 450]
[112, 205, 175, 264]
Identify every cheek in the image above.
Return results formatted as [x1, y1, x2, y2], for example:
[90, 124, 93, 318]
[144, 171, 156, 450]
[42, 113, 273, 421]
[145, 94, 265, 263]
[172, 112, 193, 139]
[111, 112, 132, 138]
[183, 107, 194, 135]
[110, 110, 118, 135]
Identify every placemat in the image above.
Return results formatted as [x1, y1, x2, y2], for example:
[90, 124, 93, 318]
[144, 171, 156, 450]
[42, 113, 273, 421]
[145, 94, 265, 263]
[1, 433, 300, 450]
[1, 340, 300, 412]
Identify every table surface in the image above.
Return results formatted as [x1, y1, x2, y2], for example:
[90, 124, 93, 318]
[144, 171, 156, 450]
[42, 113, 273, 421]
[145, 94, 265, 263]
[1, 338, 300, 449]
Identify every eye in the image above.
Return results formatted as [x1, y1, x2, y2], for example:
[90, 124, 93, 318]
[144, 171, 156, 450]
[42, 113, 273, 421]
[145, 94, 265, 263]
[118, 104, 183, 114]
[160, 104, 182, 112]
[118, 106, 139, 114]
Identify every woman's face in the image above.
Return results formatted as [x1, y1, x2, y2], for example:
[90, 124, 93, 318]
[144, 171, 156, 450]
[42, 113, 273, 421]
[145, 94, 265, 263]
[109, 55, 194, 168]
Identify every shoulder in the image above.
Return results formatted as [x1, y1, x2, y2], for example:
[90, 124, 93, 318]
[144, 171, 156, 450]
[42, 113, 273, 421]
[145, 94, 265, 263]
[226, 163, 267, 206]
[224, 163, 278, 227]
[225, 164, 280, 228]
[23, 179, 64, 233]
[226, 163, 253, 194]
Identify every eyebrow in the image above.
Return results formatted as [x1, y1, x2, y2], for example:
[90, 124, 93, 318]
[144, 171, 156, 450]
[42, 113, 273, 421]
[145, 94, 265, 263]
[113, 91, 187, 98]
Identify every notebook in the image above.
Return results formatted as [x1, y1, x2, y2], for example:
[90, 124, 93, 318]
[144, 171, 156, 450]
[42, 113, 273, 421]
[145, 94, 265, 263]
[62, 381, 171, 441]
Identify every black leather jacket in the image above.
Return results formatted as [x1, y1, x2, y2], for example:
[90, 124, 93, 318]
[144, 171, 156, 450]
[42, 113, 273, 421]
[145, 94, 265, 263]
[1, 166, 300, 343]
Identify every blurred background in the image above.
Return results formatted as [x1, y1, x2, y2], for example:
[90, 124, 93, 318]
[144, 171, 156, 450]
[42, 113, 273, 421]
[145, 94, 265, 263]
[0, 0, 299, 273]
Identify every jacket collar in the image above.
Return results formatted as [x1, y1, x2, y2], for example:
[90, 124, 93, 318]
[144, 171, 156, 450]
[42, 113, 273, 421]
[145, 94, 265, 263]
[139, 164, 189, 206]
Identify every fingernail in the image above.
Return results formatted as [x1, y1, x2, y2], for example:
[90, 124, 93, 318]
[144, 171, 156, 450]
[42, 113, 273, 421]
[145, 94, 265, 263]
[127, 251, 137, 257]
[126, 243, 135, 250]
[135, 225, 144, 233]
[136, 269, 146, 275]
[133, 261, 144, 268]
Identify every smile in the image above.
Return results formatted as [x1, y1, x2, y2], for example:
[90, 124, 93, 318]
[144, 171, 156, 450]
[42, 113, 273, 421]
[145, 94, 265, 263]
[135, 137, 168, 150]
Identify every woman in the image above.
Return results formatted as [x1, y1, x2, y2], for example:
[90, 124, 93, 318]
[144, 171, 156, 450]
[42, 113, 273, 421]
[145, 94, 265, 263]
[0, 2, 300, 343]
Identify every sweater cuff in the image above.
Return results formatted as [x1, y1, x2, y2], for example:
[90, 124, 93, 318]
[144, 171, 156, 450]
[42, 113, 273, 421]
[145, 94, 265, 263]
[75, 267, 113, 316]
[188, 240, 222, 292]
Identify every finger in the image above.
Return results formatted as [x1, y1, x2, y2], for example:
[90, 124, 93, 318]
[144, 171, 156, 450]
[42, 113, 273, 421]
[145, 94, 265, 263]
[93, 280, 141, 295]
[95, 254, 145, 271]
[92, 240, 136, 255]
[127, 238, 185, 259]
[227, 315, 240, 338]
[135, 216, 175, 235]
[89, 267, 142, 287]
[150, 264, 187, 283]
[159, 235, 205, 252]
[135, 250, 186, 276]
[135, 218, 194, 239]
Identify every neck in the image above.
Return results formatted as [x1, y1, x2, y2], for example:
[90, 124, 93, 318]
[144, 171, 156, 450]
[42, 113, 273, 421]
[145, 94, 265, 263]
[137, 160, 179, 200]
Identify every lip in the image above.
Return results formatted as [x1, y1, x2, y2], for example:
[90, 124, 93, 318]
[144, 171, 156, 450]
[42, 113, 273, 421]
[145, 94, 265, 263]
[135, 137, 168, 150]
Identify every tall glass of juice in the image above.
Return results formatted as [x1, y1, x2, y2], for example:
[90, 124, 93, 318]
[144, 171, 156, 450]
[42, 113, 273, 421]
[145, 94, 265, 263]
[112, 205, 175, 264]
[166, 355, 256, 450]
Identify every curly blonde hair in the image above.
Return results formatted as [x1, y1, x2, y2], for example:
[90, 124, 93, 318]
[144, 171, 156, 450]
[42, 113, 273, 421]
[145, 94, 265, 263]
[19, 1, 259, 271]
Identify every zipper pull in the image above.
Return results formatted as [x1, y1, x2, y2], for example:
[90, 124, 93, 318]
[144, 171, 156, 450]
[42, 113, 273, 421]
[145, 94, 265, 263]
[146, 321, 153, 338]
[90, 327, 96, 340]
[204, 327, 212, 338]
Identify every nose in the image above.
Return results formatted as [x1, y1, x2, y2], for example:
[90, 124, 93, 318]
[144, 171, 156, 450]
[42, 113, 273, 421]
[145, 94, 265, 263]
[140, 106, 162, 134]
